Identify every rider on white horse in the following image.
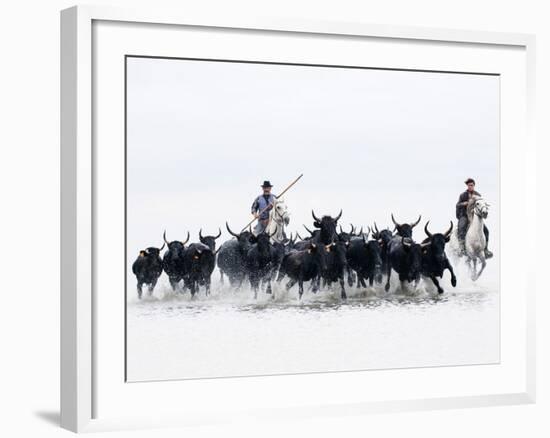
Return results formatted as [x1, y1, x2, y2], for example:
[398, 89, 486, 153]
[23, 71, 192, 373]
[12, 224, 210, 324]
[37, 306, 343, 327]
[250, 180, 277, 236]
[456, 178, 493, 259]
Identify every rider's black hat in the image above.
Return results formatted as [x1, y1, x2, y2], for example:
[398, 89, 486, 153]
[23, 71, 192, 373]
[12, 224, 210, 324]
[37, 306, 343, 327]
[261, 180, 273, 188]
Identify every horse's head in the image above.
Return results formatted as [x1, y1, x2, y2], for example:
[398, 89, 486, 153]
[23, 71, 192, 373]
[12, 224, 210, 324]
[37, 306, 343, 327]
[272, 199, 290, 225]
[472, 197, 490, 219]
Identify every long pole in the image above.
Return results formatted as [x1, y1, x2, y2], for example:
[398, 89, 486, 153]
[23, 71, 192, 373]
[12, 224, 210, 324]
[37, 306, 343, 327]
[241, 173, 303, 232]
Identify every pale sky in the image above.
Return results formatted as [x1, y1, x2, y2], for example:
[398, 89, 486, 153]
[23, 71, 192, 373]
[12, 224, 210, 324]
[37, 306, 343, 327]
[126, 57, 499, 254]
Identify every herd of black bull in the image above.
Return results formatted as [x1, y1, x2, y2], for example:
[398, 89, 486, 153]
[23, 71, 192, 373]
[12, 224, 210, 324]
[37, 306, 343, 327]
[132, 210, 457, 300]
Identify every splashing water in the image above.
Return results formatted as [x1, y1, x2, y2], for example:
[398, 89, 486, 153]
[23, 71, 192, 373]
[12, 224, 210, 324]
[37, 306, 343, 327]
[126, 259, 499, 382]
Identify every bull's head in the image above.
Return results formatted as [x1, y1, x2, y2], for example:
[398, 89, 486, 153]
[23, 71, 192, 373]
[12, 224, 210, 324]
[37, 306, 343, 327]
[306, 242, 329, 272]
[199, 228, 222, 251]
[372, 222, 393, 246]
[421, 221, 453, 258]
[143, 244, 165, 257]
[401, 237, 423, 282]
[226, 222, 254, 253]
[391, 214, 421, 238]
[253, 229, 277, 252]
[338, 223, 361, 245]
[312, 209, 342, 243]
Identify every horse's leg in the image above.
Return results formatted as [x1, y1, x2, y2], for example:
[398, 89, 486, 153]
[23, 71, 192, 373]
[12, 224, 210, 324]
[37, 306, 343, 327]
[474, 255, 487, 281]
[471, 258, 478, 281]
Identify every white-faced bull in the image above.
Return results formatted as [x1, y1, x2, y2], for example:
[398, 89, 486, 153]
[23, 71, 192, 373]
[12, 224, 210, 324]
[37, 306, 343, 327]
[162, 231, 190, 291]
[420, 221, 457, 294]
[132, 244, 165, 299]
[216, 222, 254, 288]
[391, 214, 422, 238]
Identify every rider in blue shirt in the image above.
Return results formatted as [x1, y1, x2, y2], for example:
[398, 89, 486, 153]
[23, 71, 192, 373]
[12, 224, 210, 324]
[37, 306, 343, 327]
[251, 180, 276, 235]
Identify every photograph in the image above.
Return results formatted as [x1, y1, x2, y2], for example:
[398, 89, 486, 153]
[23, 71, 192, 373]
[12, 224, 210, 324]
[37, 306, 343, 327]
[125, 56, 500, 382]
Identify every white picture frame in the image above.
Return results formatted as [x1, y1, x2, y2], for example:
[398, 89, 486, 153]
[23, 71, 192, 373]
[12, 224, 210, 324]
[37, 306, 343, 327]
[60, 5, 536, 433]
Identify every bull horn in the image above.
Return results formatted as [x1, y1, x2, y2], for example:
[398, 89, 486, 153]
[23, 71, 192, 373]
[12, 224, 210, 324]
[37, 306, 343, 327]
[296, 232, 303, 241]
[444, 221, 453, 237]
[349, 223, 355, 235]
[214, 227, 222, 239]
[163, 230, 169, 245]
[159, 242, 166, 251]
[226, 222, 239, 238]
[182, 231, 190, 245]
[199, 228, 204, 240]
[303, 224, 315, 235]
[424, 221, 433, 238]
[410, 215, 422, 228]
[391, 213, 399, 226]
[312, 210, 321, 223]
[335, 209, 343, 221]
[374, 222, 380, 234]
[339, 225, 344, 234]
[358, 226, 363, 237]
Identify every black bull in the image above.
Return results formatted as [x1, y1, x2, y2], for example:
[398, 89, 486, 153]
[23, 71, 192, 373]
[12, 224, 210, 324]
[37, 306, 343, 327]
[216, 223, 254, 287]
[420, 221, 457, 294]
[162, 231, 190, 291]
[281, 241, 329, 298]
[311, 210, 348, 299]
[131, 245, 164, 299]
[183, 242, 215, 296]
[346, 236, 383, 288]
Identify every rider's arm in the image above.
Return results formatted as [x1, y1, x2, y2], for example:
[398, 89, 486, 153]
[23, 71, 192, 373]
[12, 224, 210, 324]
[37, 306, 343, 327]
[251, 197, 259, 215]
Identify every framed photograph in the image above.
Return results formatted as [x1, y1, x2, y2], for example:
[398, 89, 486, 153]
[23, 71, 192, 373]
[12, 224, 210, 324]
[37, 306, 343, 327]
[61, 5, 536, 432]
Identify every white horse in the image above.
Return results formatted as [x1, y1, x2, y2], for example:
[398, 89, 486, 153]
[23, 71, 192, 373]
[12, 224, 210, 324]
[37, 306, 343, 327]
[463, 196, 490, 280]
[266, 198, 290, 243]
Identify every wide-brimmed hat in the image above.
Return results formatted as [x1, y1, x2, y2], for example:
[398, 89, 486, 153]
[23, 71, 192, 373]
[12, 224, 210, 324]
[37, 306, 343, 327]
[261, 180, 273, 188]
